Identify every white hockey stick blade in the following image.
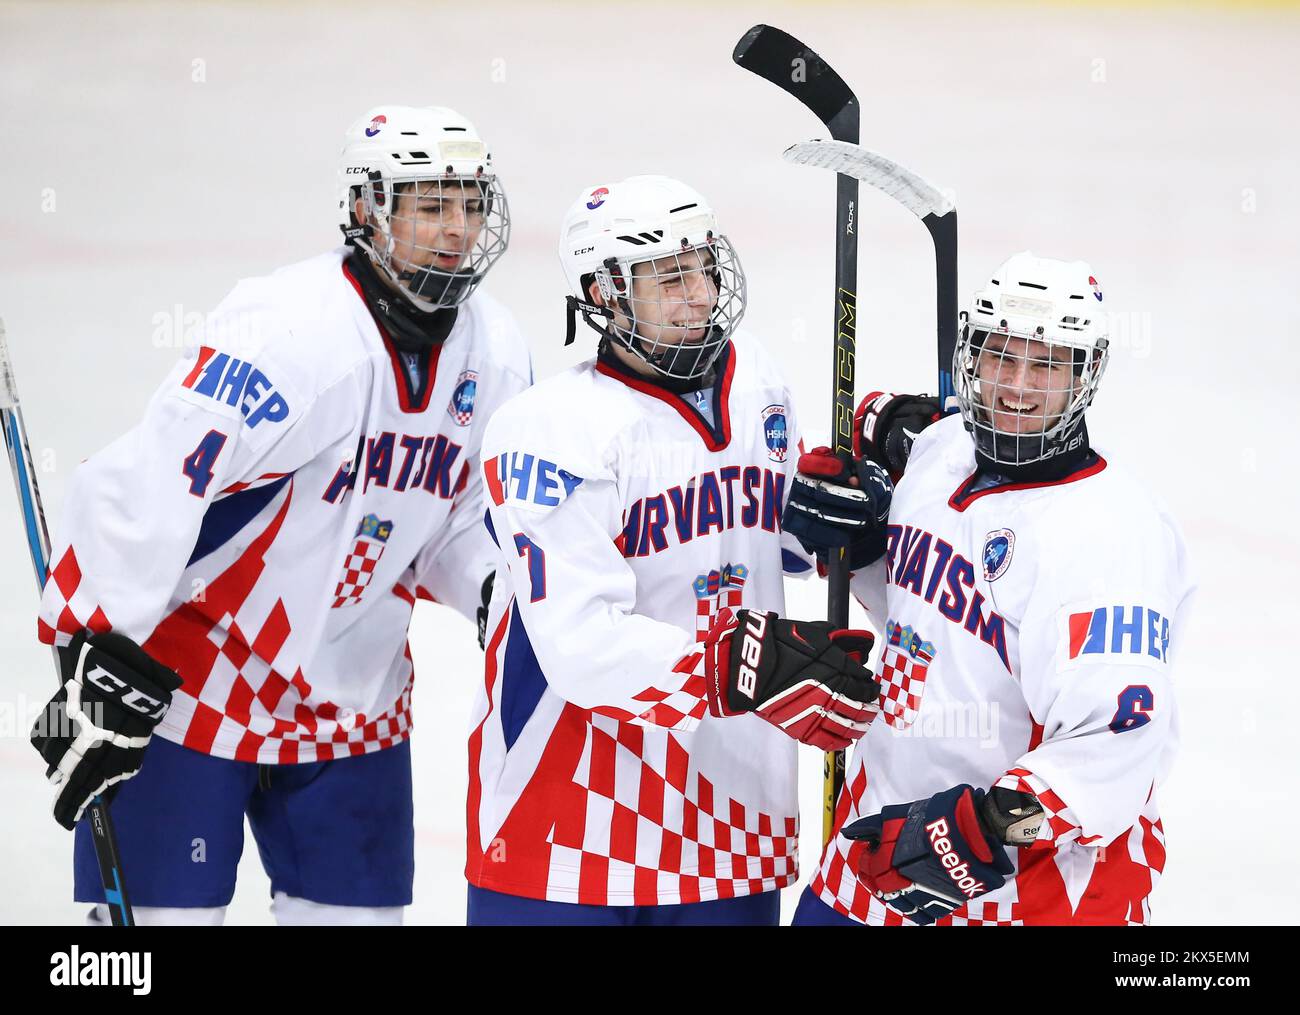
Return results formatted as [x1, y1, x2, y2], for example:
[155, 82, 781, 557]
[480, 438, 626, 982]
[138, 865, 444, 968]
[0, 318, 19, 410]
[784, 140, 954, 220]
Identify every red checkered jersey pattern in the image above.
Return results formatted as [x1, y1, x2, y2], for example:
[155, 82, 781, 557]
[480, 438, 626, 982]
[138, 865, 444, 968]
[37, 248, 531, 762]
[468, 601, 799, 906]
[810, 766, 1168, 926]
[332, 538, 386, 608]
[818, 415, 1193, 925]
[469, 336, 808, 905]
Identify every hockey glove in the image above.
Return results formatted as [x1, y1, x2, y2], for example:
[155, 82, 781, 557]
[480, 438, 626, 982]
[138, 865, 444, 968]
[476, 572, 494, 651]
[703, 608, 878, 750]
[783, 446, 892, 570]
[841, 784, 1039, 925]
[855, 392, 942, 478]
[30, 630, 182, 830]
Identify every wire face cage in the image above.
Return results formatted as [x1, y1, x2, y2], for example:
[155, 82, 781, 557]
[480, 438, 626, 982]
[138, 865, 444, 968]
[954, 321, 1109, 467]
[355, 173, 510, 310]
[597, 235, 747, 381]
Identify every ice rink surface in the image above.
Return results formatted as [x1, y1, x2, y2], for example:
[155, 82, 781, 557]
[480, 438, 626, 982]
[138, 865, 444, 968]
[1, 0, 1297, 925]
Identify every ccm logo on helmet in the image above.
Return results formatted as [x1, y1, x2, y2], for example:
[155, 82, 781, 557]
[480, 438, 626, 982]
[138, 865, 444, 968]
[926, 818, 988, 899]
[736, 611, 769, 699]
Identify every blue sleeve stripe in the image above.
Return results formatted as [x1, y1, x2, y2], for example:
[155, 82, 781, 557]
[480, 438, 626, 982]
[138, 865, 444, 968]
[782, 547, 812, 574]
[500, 602, 549, 751]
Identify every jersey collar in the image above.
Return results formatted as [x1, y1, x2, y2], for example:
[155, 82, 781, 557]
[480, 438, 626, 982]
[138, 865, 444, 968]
[948, 452, 1107, 512]
[594, 342, 735, 452]
[341, 259, 441, 413]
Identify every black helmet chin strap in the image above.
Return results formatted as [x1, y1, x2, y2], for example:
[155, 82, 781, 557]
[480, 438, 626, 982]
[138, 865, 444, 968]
[565, 295, 615, 346]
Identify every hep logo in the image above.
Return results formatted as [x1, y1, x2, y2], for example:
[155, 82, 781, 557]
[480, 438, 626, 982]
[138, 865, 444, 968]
[1067, 604, 1169, 663]
[586, 187, 609, 210]
[365, 114, 387, 138]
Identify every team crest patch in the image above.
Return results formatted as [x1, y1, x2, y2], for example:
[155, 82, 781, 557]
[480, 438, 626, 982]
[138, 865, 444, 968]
[364, 114, 386, 138]
[332, 514, 393, 609]
[692, 561, 749, 599]
[982, 528, 1015, 582]
[761, 404, 788, 463]
[692, 562, 749, 640]
[877, 620, 936, 729]
[448, 370, 477, 426]
[1088, 275, 1103, 302]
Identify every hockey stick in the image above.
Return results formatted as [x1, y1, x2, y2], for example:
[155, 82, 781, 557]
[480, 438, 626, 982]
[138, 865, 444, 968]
[733, 25, 860, 845]
[784, 140, 959, 406]
[0, 319, 135, 927]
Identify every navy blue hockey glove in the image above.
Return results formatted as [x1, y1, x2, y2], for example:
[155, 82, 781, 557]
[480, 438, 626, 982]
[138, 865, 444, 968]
[30, 630, 182, 830]
[783, 446, 892, 570]
[855, 392, 942, 479]
[841, 784, 1025, 925]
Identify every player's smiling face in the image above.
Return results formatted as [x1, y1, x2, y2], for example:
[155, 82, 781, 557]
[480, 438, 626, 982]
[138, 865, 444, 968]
[358, 179, 486, 277]
[976, 332, 1076, 435]
[623, 247, 719, 347]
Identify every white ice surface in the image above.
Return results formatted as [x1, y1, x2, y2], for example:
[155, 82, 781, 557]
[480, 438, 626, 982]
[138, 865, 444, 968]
[1, 1, 1296, 925]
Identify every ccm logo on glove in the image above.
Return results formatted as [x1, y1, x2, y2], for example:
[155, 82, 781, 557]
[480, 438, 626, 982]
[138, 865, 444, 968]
[84, 665, 169, 719]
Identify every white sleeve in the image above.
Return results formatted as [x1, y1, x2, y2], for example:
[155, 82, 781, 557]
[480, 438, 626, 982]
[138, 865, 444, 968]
[38, 317, 321, 646]
[995, 507, 1195, 850]
[481, 433, 709, 731]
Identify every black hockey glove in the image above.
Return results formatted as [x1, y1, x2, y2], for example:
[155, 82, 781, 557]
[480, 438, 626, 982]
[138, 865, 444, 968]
[854, 392, 943, 478]
[30, 631, 182, 830]
[703, 609, 878, 751]
[476, 572, 494, 650]
[841, 784, 1042, 925]
[783, 446, 892, 570]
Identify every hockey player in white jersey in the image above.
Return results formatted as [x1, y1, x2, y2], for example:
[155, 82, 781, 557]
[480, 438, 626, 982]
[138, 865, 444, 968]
[784, 252, 1194, 925]
[465, 176, 884, 926]
[28, 105, 531, 925]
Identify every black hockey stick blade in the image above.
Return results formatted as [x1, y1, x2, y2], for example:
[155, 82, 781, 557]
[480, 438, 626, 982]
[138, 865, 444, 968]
[733, 25, 860, 143]
[785, 139, 961, 408]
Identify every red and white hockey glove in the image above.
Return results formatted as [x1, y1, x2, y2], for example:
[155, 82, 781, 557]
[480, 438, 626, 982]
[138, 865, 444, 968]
[703, 609, 878, 750]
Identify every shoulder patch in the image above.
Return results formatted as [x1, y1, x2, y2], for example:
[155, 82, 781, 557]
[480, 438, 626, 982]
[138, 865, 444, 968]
[485, 451, 583, 510]
[180, 345, 289, 428]
[1059, 601, 1171, 667]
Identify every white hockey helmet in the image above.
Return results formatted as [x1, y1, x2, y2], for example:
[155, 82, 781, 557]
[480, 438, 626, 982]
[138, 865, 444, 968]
[954, 251, 1110, 468]
[337, 105, 509, 311]
[559, 175, 746, 382]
